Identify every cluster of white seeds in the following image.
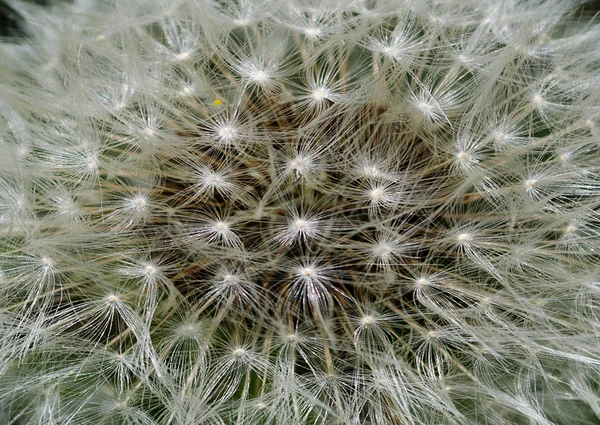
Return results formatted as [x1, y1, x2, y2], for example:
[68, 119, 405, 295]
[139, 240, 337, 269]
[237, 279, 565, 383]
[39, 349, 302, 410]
[0, 0, 599, 424]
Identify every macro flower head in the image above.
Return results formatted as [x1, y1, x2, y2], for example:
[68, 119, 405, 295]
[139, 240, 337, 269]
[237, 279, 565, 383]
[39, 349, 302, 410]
[0, 0, 600, 424]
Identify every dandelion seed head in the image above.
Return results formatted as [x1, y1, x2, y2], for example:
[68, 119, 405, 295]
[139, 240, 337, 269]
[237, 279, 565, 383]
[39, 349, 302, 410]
[2, 2, 599, 424]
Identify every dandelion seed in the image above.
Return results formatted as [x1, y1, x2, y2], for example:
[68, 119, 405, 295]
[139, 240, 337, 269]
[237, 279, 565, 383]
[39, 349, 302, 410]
[232, 348, 246, 358]
[559, 152, 571, 163]
[360, 315, 375, 326]
[176, 323, 199, 338]
[106, 295, 120, 305]
[457, 233, 472, 243]
[312, 87, 329, 101]
[41, 257, 55, 271]
[289, 155, 311, 179]
[416, 277, 430, 288]
[188, 214, 242, 248]
[86, 155, 99, 172]
[363, 182, 397, 211]
[524, 178, 538, 196]
[304, 27, 321, 38]
[218, 126, 236, 142]
[362, 165, 380, 178]
[278, 217, 319, 245]
[532, 93, 545, 107]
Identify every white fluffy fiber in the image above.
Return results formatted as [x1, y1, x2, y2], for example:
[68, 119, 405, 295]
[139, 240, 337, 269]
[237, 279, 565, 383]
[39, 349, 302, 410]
[0, 0, 600, 424]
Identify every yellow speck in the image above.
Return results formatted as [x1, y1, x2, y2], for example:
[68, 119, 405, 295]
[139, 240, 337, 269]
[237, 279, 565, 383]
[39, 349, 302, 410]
[213, 99, 223, 106]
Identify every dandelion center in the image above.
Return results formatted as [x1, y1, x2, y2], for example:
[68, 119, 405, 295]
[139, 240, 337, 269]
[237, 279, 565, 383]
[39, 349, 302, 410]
[3, 3, 598, 424]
